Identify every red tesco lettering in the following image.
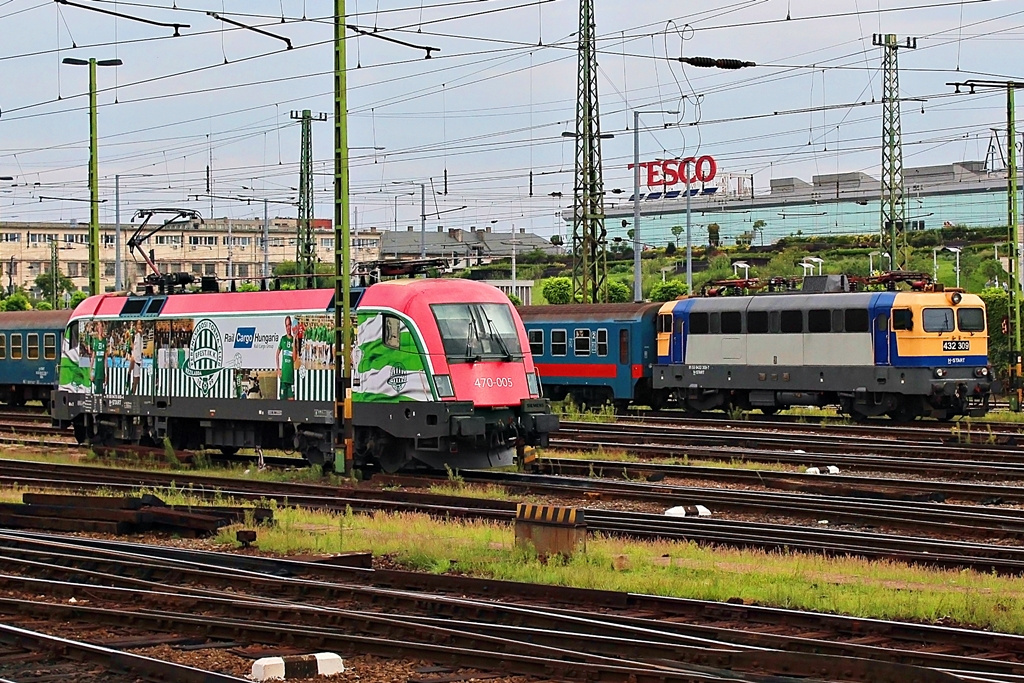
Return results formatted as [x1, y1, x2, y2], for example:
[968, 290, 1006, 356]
[628, 155, 717, 188]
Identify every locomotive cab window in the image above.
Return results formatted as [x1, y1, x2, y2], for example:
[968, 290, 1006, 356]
[922, 308, 955, 333]
[431, 303, 523, 361]
[43, 334, 56, 361]
[891, 309, 913, 331]
[658, 313, 673, 334]
[596, 329, 608, 356]
[528, 329, 543, 355]
[10, 333, 22, 360]
[382, 315, 402, 349]
[27, 334, 39, 360]
[574, 329, 591, 356]
[957, 308, 985, 332]
[0, 334, 5, 360]
[551, 329, 567, 357]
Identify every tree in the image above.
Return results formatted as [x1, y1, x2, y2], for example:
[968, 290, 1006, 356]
[69, 291, 88, 309]
[507, 292, 523, 306]
[671, 225, 684, 244]
[35, 269, 74, 305]
[752, 219, 767, 246]
[605, 280, 631, 303]
[707, 223, 721, 248]
[1, 292, 31, 311]
[35, 301, 53, 311]
[549, 235, 563, 247]
[238, 282, 260, 292]
[541, 277, 573, 304]
[665, 242, 677, 256]
[649, 280, 688, 301]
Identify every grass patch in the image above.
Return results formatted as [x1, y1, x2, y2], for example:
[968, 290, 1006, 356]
[205, 506, 1024, 635]
[552, 396, 617, 423]
[548, 449, 801, 472]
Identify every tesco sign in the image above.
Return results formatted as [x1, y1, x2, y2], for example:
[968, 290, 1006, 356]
[627, 155, 717, 188]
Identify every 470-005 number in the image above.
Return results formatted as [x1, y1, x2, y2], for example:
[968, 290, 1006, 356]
[474, 377, 514, 388]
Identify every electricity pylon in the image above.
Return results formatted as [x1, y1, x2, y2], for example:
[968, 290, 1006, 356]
[291, 109, 327, 288]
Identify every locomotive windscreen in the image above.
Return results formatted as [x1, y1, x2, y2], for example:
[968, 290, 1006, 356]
[431, 303, 523, 361]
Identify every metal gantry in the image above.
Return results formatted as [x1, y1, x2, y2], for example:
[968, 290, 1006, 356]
[874, 34, 916, 271]
[292, 109, 327, 289]
[570, 0, 608, 303]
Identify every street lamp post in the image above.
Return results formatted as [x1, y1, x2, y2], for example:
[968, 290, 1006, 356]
[632, 109, 678, 302]
[932, 247, 940, 281]
[62, 56, 122, 295]
[392, 182, 426, 257]
[946, 246, 962, 288]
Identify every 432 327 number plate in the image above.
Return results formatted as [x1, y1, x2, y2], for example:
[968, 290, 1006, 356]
[943, 340, 970, 352]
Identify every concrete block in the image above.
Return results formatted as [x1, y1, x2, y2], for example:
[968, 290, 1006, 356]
[251, 653, 344, 680]
[251, 657, 285, 681]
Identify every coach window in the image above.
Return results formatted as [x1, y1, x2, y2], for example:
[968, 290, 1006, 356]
[747, 310, 768, 334]
[689, 312, 709, 334]
[808, 309, 831, 333]
[528, 329, 543, 356]
[721, 311, 742, 334]
[891, 308, 913, 331]
[0, 334, 5, 360]
[551, 329, 567, 357]
[958, 308, 986, 332]
[27, 334, 39, 361]
[596, 329, 608, 356]
[10, 334, 22, 360]
[574, 329, 591, 356]
[44, 334, 56, 361]
[845, 309, 870, 333]
[780, 310, 803, 334]
[709, 312, 721, 334]
[922, 308, 955, 333]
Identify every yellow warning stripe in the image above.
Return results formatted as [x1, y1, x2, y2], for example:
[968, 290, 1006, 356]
[516, 503, 584, 525]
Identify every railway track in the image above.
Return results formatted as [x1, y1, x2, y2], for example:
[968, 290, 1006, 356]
[1, 459, 1023, 573]
[1, 530, 1022, 682]
[554, 420, 1024, 478]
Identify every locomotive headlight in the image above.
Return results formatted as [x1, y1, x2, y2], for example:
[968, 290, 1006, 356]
[434, 375, 455, 399]
[950, 292, 963, 305]
[526, 372, 541, 397]
[934, 368, 947, 378]
[975, 367, 989, 377]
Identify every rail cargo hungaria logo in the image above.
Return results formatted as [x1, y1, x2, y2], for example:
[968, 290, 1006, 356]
[183, 318, 224, 393]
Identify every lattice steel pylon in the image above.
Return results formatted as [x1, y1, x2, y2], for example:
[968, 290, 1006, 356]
[874, 34, 916, 271]
[291, 109, 327, 288]
[570, 0, 608, 303]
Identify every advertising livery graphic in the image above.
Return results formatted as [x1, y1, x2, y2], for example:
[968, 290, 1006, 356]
[353, 310, 433, 403]
[59, 313, 335, 402]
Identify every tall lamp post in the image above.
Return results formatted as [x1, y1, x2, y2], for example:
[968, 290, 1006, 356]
[391, 181, 426, 257]
[62, 57, 122, 295]
[632, 109, 678, 302]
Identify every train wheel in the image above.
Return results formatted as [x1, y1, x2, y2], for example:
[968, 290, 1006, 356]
[219, 446, 239, 456]
[73, 421, 88, 445]
[760, 407, 778, 416]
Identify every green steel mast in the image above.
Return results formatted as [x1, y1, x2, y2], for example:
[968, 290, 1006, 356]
[570, 0, 608, 303]
[874, 34, 916, 271]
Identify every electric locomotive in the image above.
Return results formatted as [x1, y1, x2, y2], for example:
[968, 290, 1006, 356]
[51, 279, 556, 471]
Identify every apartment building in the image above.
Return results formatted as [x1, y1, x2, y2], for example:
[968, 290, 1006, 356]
[0, 217, 382, 294]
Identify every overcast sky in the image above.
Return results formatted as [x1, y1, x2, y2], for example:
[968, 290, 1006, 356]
[1, 0, 1022, 239]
